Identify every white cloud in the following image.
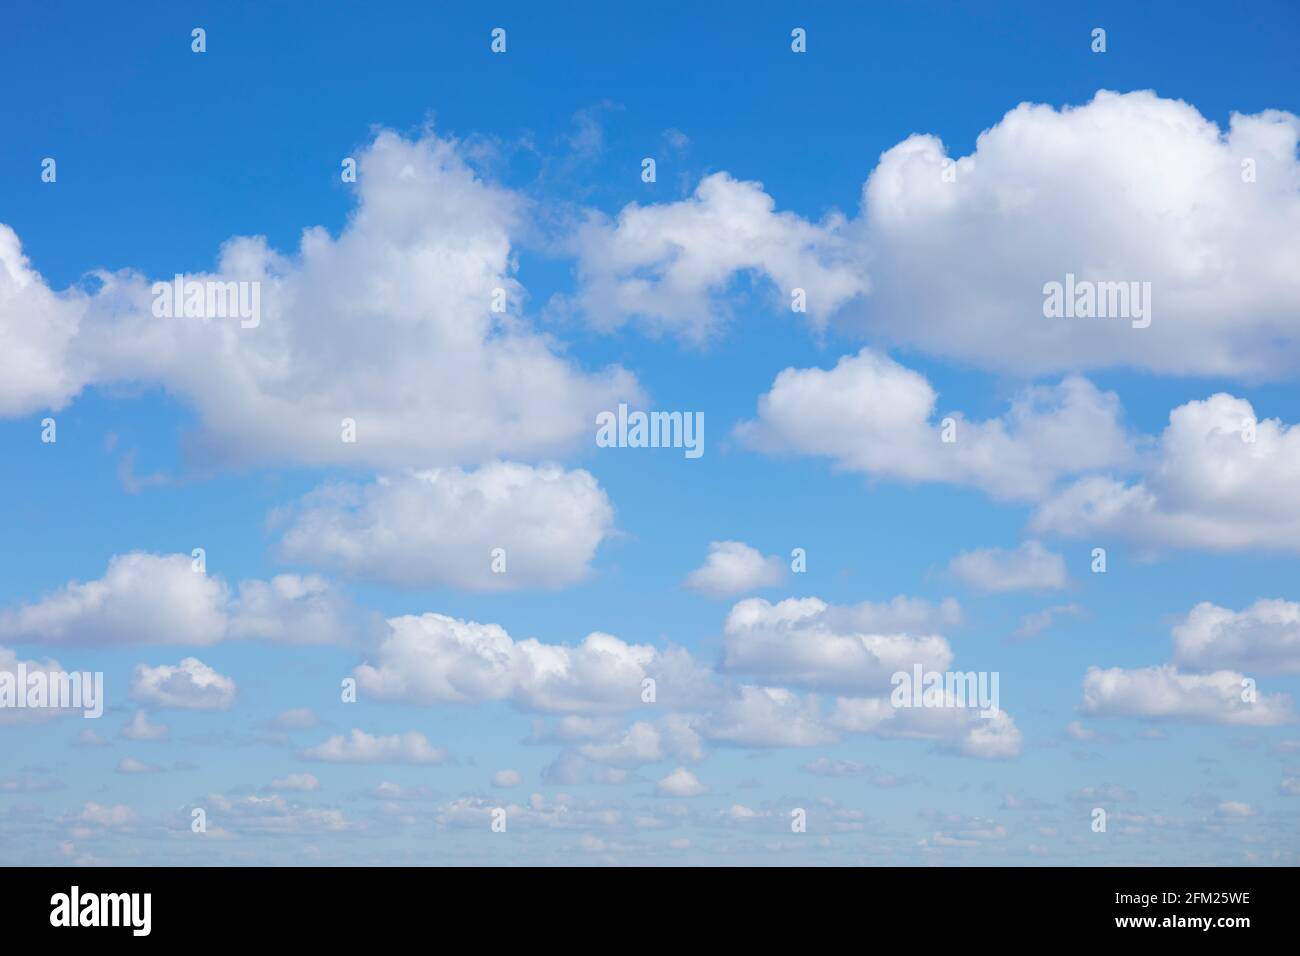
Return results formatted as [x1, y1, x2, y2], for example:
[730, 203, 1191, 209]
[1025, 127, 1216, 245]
[1080, 664, 1292, 726]
[121, 710, 168, 741]
[130, 657, 237, 710]
[0, 552, 354, 647]
[301, 729, 447, 765]
[958, 711, 1025, 760]
[682, 541, 785, 597]
[852, 91, 1300, 378]
[270, 773, 321, 792]
[354, 612, 713, 713]
[720, 596, 955, 693]
[276, 463, 614, 591]
[1033, 394, 1300, 552]
[656, 767, 708, 797]
[736, 350, 1132, 501]
[1172, 599, 1300, 674]
[491, 770, 523, 788]
[0, 553, 228, 646]
[948, 540, 1067, 593]
[567, 172, 867, 342]
[1215, 801, 1255, 819]
[0, 130, 638, 469]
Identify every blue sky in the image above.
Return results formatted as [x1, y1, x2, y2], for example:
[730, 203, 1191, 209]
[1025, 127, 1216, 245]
[2, 0, 1300, 865]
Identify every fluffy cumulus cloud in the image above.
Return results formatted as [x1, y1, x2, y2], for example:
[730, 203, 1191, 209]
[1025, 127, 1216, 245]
[0, 130, 638, 468]
[275, 462, 615, 591]
[736, 350, 1133, 501]
[0, 552, 355, 646]
[1080, 665, 1292, 726]
[656, 767, 707, 797]
[567, 171, 868, 342]
[129, 657, 237, 710]
[353, 612, 713, 714]
[1172, 599, 1300, 674]
[1033, 394, 1300, 553]
[682, 541, 785, 598]
[0, 553, 227, 646]
[720, 596, 956, 693]
[948, 540, 1068, 593]
[564, 91, 1300, 379]
[301, 729, 447, 765]
[854, 91, 1300, 378]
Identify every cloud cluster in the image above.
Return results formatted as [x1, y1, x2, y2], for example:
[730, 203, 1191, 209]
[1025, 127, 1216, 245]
[741, 353, 1300, 559]
[1078, 596, 1299, 728]
[348, 593, 1016, 759]
[565, 91, 1300, 379]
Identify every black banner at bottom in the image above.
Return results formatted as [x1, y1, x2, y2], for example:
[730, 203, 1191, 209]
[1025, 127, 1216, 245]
[0, 866, 1286, 941]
